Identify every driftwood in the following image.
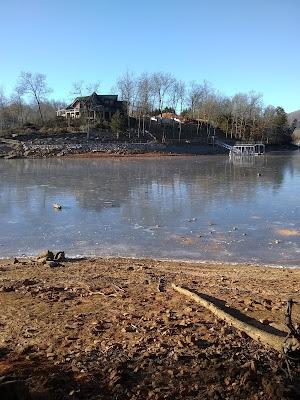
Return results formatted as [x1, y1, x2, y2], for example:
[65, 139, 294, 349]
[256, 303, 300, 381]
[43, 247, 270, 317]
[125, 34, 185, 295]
[172, 283, 285, 353]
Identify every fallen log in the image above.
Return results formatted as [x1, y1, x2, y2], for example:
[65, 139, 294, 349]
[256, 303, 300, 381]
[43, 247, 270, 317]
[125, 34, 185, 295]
[172, 283, 285, 353]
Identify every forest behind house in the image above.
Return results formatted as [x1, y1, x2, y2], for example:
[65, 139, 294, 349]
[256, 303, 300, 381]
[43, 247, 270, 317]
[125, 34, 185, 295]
[0, 71, 298, 145]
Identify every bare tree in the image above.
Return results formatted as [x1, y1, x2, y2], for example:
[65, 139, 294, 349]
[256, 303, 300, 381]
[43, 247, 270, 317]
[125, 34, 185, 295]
[17, 72, 52, 124]
[70, 81, 85, 98]
[0, 87, 7, 132]
[247, 91, 263, 140]
[176, 80, 186, 114]
[169, 80, 180, 113]
[116, 71, 138, 131]
[151, 72, 176, 116]
[187, 80, 214, 135]
[260, 105, 276, 143]
[10, 86, 25, 126]
[116, 71, 137, 115]
[136, 73, 153, 115]
[187, 81, 205, 119]
[86, 81, 100, 94]
[217, 96, 232, 138]
[136, 73, 154, 136]
[71, 80, 100, 98]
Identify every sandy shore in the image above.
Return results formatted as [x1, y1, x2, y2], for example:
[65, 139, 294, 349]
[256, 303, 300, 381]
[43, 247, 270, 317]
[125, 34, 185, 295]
[0, 256, 300, 399]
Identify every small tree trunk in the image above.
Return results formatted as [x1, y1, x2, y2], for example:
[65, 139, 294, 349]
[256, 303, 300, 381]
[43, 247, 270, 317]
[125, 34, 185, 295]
[127, 114, 130, 130]
[142, 115, 145, 136]
[138, 114, 141, 138]
[172, 119, 175, 139]
[37, 100, 44, 124]
[86, 109, 90, 140]
[179, 122, 182, 141]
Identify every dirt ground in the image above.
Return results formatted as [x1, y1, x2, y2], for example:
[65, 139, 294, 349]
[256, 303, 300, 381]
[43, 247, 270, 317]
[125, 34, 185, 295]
[0, 256, 300, 399]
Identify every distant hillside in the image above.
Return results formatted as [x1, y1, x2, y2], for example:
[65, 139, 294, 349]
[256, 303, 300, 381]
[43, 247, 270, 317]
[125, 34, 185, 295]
[288, 109, 300, 127]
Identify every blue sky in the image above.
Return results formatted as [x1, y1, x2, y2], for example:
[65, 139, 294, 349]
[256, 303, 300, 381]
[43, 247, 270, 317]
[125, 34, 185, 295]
[0, 0, 299, 111]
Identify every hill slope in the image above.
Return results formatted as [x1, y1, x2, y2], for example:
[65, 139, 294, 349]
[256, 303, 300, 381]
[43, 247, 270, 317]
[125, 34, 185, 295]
[288, 109, 300, 126]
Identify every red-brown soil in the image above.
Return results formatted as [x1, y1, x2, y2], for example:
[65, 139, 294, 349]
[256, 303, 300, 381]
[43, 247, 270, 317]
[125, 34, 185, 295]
[0, 257, 300, 399]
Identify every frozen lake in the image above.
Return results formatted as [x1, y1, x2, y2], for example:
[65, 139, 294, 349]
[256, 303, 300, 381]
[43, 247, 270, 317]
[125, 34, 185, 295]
[1, 153, 300, 266]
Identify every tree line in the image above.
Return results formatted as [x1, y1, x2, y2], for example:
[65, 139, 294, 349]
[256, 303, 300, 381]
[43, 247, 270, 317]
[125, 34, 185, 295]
[116, 71, 292, 144]
[0, 72, 65, 131]
[0, 70, 293, 144]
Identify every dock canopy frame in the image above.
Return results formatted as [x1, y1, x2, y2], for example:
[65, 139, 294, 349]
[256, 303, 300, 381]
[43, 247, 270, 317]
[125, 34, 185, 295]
[231, 143, 265, 156]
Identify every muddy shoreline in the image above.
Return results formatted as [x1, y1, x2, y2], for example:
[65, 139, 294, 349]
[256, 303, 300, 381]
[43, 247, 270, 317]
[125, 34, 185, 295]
[1, 255, 300, 399]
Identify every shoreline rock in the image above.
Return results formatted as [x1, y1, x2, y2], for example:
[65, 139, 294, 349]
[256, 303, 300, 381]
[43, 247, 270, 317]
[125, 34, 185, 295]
[0, 135, 226, 159]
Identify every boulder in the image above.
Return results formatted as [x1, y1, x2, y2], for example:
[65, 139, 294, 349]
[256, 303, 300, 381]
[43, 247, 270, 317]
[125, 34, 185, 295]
[54, 251, 65, 261]
[47, 261, 59, 268]
[36, 250, 54, 261]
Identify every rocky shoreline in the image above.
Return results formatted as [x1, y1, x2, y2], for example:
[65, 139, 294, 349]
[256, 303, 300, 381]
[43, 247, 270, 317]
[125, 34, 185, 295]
[1, 133, 297, 160]
[0, 134, 225, 159]
[0, 255, 300, 399]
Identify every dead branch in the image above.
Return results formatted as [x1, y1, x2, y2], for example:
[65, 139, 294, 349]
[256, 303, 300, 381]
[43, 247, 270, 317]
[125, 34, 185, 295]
[172, 283, 285, 353]
[88, 291, 117, 297]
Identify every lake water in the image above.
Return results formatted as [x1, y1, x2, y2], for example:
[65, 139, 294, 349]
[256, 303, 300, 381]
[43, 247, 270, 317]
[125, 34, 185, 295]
[1, 153, 300, 266]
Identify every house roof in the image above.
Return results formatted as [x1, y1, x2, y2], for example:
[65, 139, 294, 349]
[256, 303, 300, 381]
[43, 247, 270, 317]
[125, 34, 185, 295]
[67, 92, 120, 109]
[161, 112, 185, 122]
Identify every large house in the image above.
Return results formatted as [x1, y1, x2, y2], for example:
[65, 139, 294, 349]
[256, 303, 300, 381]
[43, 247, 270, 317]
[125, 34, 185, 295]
[57, 92, 126, 121]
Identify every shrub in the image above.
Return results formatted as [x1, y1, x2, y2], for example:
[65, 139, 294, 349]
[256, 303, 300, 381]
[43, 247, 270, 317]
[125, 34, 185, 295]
[110, 112, 127, 139]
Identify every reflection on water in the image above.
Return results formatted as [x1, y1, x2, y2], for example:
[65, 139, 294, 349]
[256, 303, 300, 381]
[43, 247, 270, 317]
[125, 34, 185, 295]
[229, 154, 267, 167]
[0, 153, 300, 266]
